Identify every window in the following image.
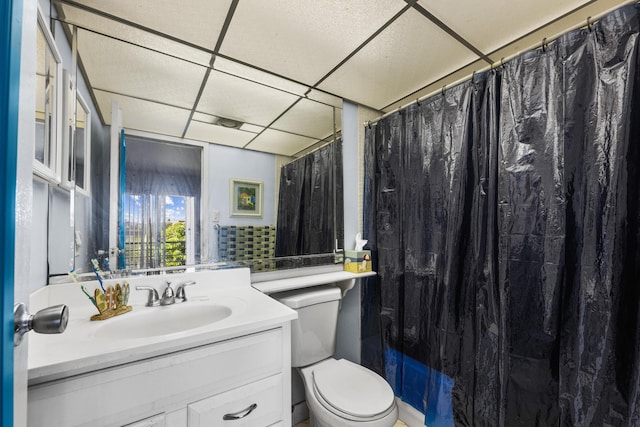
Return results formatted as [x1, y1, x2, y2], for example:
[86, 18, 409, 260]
[124, 194, 195, 269]
[61, 70, 92, 194]
[122, 136, 201, 269]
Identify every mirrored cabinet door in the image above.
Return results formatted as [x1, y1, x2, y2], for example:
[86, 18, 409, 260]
[34, 10, 62, 183]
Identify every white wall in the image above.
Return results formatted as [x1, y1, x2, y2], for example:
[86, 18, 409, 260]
[205, 143, 277, 262]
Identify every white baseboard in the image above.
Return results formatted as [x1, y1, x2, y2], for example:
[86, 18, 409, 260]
[396, 398, 425, 427]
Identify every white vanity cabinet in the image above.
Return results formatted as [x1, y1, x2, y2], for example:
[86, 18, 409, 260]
[28, 327, 290, 427]
[27, 269, 296, 427]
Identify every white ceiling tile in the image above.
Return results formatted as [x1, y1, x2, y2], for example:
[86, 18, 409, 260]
[271, 98, 340, 139]
[307, 89, 343, 109]
[214, 57, 309, 96]
[191, 112, 263, 133]
[318, 8, 480, 109]
[185, 121, 256, 148]
[383, 59, 487, 112]
[191, 112, 216, 124]
[240, 123, 265, 134]
[220, 0, 408, 85]
[70, 0, 232, 50]
[197, 70, 300, 126]
[489, 0, 632, 62]
[95, 90, 190, 137]
[245, 129, 319, 157]
[60, 4, 212, 66]
[78, 29, 206, 109]
[417, 0, 590, 55]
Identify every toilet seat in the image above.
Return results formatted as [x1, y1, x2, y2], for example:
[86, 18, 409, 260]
[311, 359, 396, 422]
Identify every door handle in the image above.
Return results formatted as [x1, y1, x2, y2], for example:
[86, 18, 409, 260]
[14, 303, 69, 347]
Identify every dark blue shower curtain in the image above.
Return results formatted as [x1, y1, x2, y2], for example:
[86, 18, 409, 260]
[275, 139, 343, 265]
[362, 4, 640, 426]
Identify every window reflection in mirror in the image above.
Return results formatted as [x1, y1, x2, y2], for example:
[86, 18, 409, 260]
[74, 95, 91, 194]
[34, 11, 62, 182]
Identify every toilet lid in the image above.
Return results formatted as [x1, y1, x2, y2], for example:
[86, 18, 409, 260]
[312, 359, 395, 420]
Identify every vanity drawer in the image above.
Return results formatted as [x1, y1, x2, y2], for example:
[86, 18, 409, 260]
[188, 374, 283, 427]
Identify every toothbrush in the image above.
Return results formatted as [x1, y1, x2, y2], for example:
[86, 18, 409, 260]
[90, 259, 106, 292]
[69, 270, 97, 308]
[103, 258, 112, 278]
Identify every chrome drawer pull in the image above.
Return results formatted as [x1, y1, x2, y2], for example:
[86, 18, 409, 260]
[222, 403, 258, 420]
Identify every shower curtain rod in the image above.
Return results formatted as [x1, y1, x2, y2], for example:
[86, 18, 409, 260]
[364, 0, 637, 128]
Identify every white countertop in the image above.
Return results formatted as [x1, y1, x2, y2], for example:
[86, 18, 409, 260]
[28, 268, 296, 385]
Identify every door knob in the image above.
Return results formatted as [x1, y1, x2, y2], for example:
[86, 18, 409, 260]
[14, 303, 69, 347]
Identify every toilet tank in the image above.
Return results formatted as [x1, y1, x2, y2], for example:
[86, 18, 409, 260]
[272, 286, 342, 367]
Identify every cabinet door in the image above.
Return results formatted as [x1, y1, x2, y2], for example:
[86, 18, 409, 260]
[188, 374, 282, 427]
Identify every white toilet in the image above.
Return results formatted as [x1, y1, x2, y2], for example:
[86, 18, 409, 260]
[273, 286, 398, 427]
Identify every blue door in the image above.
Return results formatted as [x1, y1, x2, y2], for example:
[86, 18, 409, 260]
[1, 0, 23, 425]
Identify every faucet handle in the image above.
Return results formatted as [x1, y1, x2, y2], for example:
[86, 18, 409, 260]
[136, 286, 160, 307]
[175, 280, 196, 302]
[160, 281, 175, 305]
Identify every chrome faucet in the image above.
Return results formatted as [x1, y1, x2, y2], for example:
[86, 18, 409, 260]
[175, 280, 196, 302]
[136, 286, 160, 307]
[160, 281, 175, 305]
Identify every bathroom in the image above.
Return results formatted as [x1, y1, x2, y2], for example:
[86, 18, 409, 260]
[3, 0, 640, 426]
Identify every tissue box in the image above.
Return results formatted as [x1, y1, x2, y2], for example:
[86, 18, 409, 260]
[344, 250, 372, 273]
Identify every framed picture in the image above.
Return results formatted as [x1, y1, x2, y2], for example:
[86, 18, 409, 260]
[230, 179, 263, 217]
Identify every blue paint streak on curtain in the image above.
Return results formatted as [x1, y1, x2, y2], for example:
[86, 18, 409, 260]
[386, 348, 455, 427]
[362, 4, 640, 426]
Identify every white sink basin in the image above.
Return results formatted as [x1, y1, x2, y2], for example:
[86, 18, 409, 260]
[94, 300, 240, 340]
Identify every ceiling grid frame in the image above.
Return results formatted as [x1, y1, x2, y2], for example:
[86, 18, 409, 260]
[52, 0, 633, 155]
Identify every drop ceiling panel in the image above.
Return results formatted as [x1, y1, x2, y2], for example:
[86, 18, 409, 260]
[271, 98, 341, 139]
[307, 89, 344, 109]
[69, 0, 232, 50]
[78, 29, 207, 110]
[489, 0, 635, 62]
[191, 112, 265, 133]
[214, 57, 309, 96]
[60, 4, 212, 66]
[318, 8, 480, 109]
[417, 0, 590, 55]
[386, 58, 487, 112]
[95, 90, 190, 137]
[245, 129, 319, 157]
[198, 70, 300, 126]
[220, 0, 408, 85]
[185, 121, 256, 148]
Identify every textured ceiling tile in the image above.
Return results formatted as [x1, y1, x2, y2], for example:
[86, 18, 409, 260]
[214, 57, 309, 96]
[197, 70, 300, 126]
[271, 98, 341, 139]
[95, 90, 191, 137]
[318, 8, 479, 109]
[60, 4, 212, 66]
[70, 0, 232, 50]
[417, 0, 590, 54]
[78, 29, 206, 109]
[220, 0, 407, 85]
[245, 129, 319, 157]
[185, 121, 256, 148]
[306, 89, 344, 109]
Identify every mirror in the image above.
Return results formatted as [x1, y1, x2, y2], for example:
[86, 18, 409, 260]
[42, 4, 345, 281]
